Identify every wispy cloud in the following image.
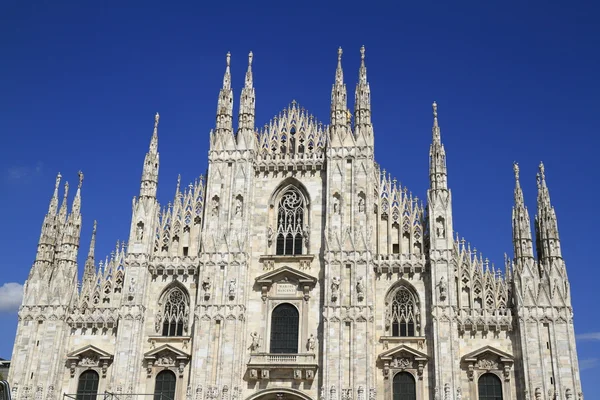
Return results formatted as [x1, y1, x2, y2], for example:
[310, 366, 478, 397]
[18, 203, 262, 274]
[5, 161, 43, 181]
[580, 358, 599, 371]
[0, 282, 23, 313]
[577, 332, 600, 341]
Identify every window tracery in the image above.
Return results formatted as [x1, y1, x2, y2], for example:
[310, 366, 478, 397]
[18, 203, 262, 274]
[276, 187, 305, 255]
[388, 286, 420, 337]
[159, 287, 189, 337]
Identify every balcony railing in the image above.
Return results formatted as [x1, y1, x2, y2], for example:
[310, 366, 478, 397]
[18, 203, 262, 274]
[248, 353, 316, 366]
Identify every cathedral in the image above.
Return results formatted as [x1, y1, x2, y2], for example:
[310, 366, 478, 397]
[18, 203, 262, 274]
[8, 47, 583, 400]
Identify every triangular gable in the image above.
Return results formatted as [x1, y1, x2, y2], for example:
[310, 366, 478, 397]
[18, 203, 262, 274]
[255, 266, 317, 287]
[144, 344, 189, 360]
[67, 345, 112, 360]
[461, 345, 513, 363]
[379, 344, 429, 362]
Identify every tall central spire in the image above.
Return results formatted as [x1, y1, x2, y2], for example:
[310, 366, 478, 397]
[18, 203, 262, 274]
[238, 51, 255, 133]
[429, 101, 447, 191]
[330, 47, 348, 127]
[512, 162, 534, 260]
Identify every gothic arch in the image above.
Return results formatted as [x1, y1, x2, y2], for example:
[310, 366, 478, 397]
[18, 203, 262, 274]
[384, 280, 420, 304]
[157, 283, 190, 337]
[245, 388, 313, 400]
[384, 281, 421, 337]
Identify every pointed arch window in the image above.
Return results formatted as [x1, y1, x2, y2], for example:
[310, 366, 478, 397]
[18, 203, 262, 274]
[76, 370, 99, 400]
[276, 187, 305, 256]
[389, 286, 419, 337]
[393, 372, 416, 400]
[478, 373, 503, 400]
[160, 287, 189, 337]
[154, 370, 176, 400]
[270, 303, 299, 353]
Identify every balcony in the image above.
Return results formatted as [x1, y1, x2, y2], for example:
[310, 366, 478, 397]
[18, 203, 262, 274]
[246, 353, 318, 381]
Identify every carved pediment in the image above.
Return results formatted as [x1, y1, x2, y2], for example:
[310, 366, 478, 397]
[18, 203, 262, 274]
[144, 344, 189, 361]
[66, 345, 113, 377]
[378, 344, 428, 380]
[255, 266, 317, 301]
[461, 346, 514, 381]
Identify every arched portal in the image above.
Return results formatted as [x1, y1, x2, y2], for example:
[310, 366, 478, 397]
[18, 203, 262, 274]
[245, 388, 313, 400]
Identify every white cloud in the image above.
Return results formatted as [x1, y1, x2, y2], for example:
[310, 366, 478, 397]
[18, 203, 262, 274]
[577, 332, 600, 341]
[580, 358, 599, 371]
[0, 282, 24, 313]
[5, 161, 43, 181]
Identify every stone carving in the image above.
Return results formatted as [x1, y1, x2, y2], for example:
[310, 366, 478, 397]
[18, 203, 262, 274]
[333, 196, 340, 214]
[80, 354, 99, 366]
[331, 276, 340, 301]
[456, 388, 462, 400]
[235, 198, 243, 216]
[341, 389, 352, 400]
[476, 358, 498, 370]
[566, 389, 573, 399]
[186, 386, 192, 400]
[439, 276, 447, 301]
[202, 277, 211, 298]
[45, 386, 54, 400]
[444, 384, 450, 400]
[136, 222, 144, 241]
[35, 385, 43, 400]
[128, 277, 136, 297]
[156, 355, 175, 366]
[211, 198, 219, 217]
[195, 386, 203, 400]
[320, 386, 326, 400]
[385, 308, 391, 330]
[228, 279, 236, 298]
[434, 387, 440, 400]
[307, 333, 316, 352]
[358, 197, 365, 213]
[535, 388, 542, 400]
[249, 331, 260, 352]
[267, 226, 274, 245]
[155, 310, 162, 332]
[294, 369, 302, 380]
[356, 277, 365, 301]
[393, 357, 413, 369]
[368, 389, 376, 400]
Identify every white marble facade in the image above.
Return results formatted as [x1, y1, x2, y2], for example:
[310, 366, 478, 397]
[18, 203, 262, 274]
[8, 48, 583, 400]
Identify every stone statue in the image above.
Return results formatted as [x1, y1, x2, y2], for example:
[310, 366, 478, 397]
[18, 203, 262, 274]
[303, 224, 310, 246]
[202, 276, 211, 292]
[229, 279, 236, 297]
[535, 388, 542, 400]
[307, 333, 316, 352]
[136, 223, 144, 241]
[385, 308, 391, 330]
[356, 276, 365, 294]
[235, 198, 242, 216]
[249, 332, 260, 352]
[331, 277, 340, 298]
[436, 218, 445, 238]
[439, 276, 447, 300]
[456, 388, 462, 400]
[333, 197, 339, 214]
[267, 226, 274, 245]
[358, 197, 365, 213]
[211, 198, 219, 217]
[444, 383, 450, 400]
[565, 389, 573, 399]
[128, 277, 136, 295]
[155, 311, 162, 332]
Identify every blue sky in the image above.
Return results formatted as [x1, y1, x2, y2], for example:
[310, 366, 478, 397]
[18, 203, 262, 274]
[1, 0, 599, 395]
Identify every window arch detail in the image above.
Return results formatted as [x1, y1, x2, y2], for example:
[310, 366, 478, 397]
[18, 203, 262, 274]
[386, 286, 420, 337]
[76, 370, 99, 400]
[157, 286, 190, 337]
[392, 372, 416, 400]
[478, 373, 503, 400]
[275, 187, 306, 255]
[270, 303, 299, 353]
[154, 370, 176, 400]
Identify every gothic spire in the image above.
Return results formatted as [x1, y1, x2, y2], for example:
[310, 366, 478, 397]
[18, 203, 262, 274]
[71, 171, 83, 216]
[140, 113, 160, 198]
[238, 51, 256, 146]
[429, 101, 447, 191]
[535, 162, 562, 260]
[48, 172, 62, 216]
[58, 181, 70, 225]
[331, 47, 348, 127]
[216, 52, 234, 133]
[512, 162, 534, 260]
[83, 220, 97, 285]
[354, 45, 371, 127]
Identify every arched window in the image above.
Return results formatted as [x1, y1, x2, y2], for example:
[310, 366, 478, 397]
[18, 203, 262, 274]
[160, 287, 189, 337]
[76, 370, 99, 400]
[390, 287, 418, 337]
[393, 372, 416, 400]
[154, 370, 176, 400]
[478, 373, 503, 400]
[270, 303, 299, 353]
[276, 187, 305, 256]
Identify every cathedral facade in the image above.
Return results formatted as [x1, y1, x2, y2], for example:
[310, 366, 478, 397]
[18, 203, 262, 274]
[8, 47, 583, 400]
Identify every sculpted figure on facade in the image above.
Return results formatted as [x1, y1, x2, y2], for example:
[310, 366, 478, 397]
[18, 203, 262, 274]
[248, 332, 260, 352]
[331, 276, 340, 302]
[307, 333, 316, 352]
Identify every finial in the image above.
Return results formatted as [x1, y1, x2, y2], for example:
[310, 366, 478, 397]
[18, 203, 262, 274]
[513, 162, 520, 181]
[226, 52, 231, 67]
[155, 112, 160, 126]
[338, 47, 343, 61]
[78, 170, 84, 189]
[432, 101, 438, 118]
[92, 220, 97, 234]
[55, 172, 62, 189]
[360, 45, 365, 60]
[248, 51, 253, 66]
[538, 161, 545, 180]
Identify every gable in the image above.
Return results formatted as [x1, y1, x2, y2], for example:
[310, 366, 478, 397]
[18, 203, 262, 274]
[67, 345, 112, 360]
[461, 345, 513, 363]
[144, 344, 190, 360]
[379, 344, 428, 362]
[255, 266, 317, 287]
